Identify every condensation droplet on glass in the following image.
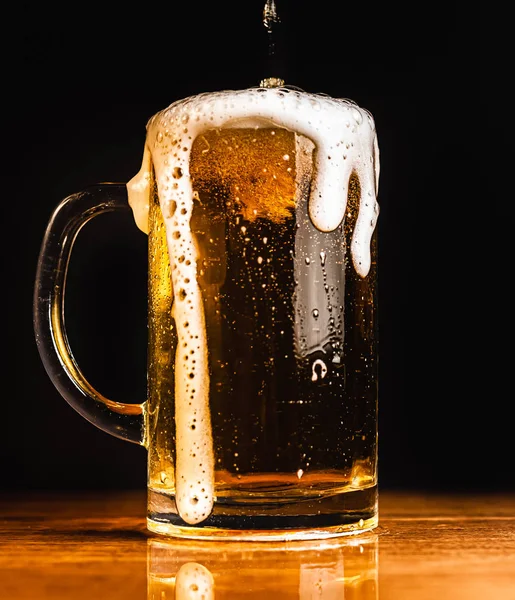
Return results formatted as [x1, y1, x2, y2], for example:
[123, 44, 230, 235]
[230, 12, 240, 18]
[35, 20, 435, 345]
[312, 309, 319, 319]
[297, 469, 304, 479]
[320, 251, 326, 266]
[305, 257, 311, 265]
[311, 359, 328, 381]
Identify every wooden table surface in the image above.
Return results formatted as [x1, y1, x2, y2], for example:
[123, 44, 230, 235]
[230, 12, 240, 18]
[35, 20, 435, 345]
[1, 490, 514, 599]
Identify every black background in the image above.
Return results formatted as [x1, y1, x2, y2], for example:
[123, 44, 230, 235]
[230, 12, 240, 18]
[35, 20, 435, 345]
[4, 1, 508, 494]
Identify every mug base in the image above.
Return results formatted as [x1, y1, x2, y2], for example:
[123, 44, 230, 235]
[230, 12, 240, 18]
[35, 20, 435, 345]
[147, 484, 378, 541]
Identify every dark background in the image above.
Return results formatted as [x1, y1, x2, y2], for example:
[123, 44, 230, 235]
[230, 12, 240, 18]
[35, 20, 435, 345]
[4, 1, 507, 493]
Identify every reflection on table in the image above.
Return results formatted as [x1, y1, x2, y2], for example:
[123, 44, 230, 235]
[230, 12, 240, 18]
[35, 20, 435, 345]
[148, 533, 378, 599]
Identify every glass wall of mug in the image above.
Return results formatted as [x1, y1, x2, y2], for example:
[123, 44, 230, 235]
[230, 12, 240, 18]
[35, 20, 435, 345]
[146, 126, 378, 539]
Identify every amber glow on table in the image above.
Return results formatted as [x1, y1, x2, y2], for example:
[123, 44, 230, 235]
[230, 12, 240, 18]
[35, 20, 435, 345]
[0, 490, 514, 599]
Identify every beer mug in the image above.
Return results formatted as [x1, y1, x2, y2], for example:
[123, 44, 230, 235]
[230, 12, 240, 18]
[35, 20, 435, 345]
[34, 86, 380, 540]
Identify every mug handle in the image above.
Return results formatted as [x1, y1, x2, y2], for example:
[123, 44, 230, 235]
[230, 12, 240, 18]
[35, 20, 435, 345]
[33, 183, 146, 446]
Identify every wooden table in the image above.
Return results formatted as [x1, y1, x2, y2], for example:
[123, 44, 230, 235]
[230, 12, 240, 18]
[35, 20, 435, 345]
[1, 490, 514, 599]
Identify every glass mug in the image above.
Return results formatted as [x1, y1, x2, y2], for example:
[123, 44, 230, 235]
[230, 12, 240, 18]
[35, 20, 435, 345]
[34, 86, 380, 541]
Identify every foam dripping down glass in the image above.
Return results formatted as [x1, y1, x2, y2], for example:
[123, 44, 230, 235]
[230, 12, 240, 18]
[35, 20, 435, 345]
[34, 15, 380, 542]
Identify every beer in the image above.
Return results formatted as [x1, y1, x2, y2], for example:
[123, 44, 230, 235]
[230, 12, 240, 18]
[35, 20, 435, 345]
[128, 86, 379, 538]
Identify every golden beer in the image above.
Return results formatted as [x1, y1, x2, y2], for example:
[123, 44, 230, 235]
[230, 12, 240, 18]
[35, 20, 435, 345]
[146, 126, 378, 537]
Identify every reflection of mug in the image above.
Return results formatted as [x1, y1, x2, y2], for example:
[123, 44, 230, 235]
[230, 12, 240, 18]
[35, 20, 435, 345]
[147, 534, 378, 599]
[34, 86, 380, 540]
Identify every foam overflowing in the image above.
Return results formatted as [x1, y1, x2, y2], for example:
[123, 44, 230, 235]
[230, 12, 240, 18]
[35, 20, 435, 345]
[127, 86, 380, 525]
